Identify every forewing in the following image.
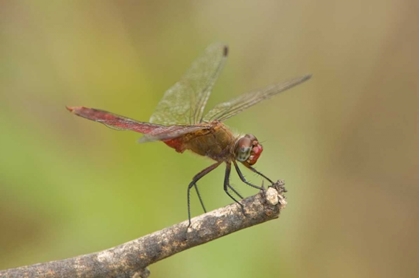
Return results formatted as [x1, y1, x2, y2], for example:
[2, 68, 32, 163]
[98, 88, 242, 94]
[149, 43, 228, 125]
[203, 74, 311, 122]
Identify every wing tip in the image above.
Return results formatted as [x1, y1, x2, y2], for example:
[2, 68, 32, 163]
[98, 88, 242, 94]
[66, 106, 75, 113]
[302, 74, 312, 81]
[223, 45, 229, 57]
[66, 106, 86, 114]
[208, 42, 228, 57]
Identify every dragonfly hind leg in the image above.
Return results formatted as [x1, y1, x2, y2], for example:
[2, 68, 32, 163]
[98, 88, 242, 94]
[187, 161, 222, 227]
[193, 184, 206, 213]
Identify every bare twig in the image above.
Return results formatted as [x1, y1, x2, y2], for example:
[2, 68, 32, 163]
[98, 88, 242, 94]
[0, 181, 287, 278]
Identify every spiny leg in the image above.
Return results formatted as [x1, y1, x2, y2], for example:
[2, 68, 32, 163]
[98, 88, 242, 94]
[187, 161, 222, 227]
[193, 184, 206, 212]
[247, 164, 274, 184]
[223, 162, 245, 212]
[226, 183, 244, 200]
[233, 160, 274, 189]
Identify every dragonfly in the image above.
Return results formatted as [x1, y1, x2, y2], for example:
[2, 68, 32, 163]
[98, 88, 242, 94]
[67, 43, 311, 226]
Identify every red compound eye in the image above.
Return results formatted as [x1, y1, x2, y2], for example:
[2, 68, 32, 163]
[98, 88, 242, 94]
[247, 143, 263, 165]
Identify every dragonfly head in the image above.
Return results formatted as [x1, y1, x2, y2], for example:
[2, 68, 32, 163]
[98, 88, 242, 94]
[234, 134, 263, 166]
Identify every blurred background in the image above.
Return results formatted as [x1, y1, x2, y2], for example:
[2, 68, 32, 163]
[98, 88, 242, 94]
[0, 1, 417, 277]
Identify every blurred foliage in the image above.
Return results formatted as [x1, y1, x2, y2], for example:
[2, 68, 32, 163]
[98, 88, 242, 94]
[0, 1, 417, 278]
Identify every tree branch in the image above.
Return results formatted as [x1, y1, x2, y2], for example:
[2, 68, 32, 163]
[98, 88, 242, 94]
[0, 181, 287, 278]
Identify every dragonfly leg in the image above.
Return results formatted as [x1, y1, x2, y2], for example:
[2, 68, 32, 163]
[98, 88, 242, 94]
[193, 184, 206, 213]
[187, 161, 222, 228]
[223, 162, 245, 213]
[247, 165, 274, 184]
[226, 183, 244, 200]
[233, 161, 274, 189]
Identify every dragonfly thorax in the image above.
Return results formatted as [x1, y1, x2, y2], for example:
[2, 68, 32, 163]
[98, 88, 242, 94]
[234, 134, 263, 166]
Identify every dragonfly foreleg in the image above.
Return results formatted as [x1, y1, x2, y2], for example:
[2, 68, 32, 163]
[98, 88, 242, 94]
[233, 161, 274, 189]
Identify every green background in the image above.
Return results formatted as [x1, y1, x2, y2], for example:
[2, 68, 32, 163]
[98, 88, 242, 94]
[0, 1, 417, 277]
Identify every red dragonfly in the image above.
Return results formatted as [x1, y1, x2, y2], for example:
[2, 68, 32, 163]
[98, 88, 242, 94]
[67, 43, 311, 225]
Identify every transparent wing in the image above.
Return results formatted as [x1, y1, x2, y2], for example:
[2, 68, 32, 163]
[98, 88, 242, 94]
[66, 106, 208, 143]
[149, 43, 228, 125]
[203, 74, 311, 122]
[138, 125, 207, 143]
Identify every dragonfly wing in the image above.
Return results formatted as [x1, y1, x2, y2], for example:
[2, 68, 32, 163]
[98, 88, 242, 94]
[203, 74, 311, 122]
[138, 125, 207, 143]
[67, 106, 208, 143]
[67, 106, 165, 134]
[149, 43, 228, 125]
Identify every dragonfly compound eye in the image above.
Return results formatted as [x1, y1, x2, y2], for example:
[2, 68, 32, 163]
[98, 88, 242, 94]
[235, 134, 263, 165]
